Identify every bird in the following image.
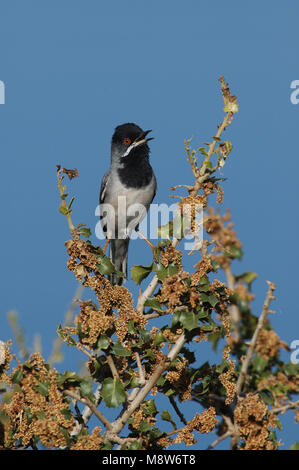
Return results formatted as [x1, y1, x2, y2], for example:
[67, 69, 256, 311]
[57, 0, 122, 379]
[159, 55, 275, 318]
[99, 123, 156, 285]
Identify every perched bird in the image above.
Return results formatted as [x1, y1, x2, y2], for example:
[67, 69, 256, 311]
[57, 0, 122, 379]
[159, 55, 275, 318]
[99, 123, 156, 285]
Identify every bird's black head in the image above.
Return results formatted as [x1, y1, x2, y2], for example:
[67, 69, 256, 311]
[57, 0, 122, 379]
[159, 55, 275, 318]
[111, 123, 153, 163]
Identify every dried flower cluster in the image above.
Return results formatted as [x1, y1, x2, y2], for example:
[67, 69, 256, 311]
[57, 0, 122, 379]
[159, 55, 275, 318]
[234, 394, 277, 450]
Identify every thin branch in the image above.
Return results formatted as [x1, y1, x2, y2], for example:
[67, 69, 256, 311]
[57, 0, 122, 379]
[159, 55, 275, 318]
[208, 430, 231, 449]
[235, 281, 276, 396]
[106, 354, 119, 379]
[135, 352, 145, 386]
[63, 389, 112, 431]
[272, 399, 299, 415]
[169, 395, 187, 425]
[107, 334, 186, 438]
[57, 167, 75, 232]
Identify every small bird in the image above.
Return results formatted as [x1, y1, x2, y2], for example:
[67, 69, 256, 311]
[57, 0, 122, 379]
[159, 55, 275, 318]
[99, 123, 156, 285]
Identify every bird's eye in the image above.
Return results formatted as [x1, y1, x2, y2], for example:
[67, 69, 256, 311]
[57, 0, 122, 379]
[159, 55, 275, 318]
[123, 137, 131, 146]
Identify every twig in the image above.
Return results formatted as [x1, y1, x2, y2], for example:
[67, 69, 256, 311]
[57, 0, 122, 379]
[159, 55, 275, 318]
[272, 399, 299, 415]
[235, 281, 276, 396]
[169, 395, 187, 425]
[135, 352, 145, 386]
[107, 334, 186, 438]
[208, 430, 231, 449]
[57, 167, 75, 232]
[63, 389, 112, 431]
[106, 354, 119, 379]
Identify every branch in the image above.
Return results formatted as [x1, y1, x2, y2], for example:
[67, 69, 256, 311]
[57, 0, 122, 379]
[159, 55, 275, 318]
[272, 399, 299, 415]
[208, 430, 231, 449]
[169, 395, 187, 425]
[235, 281, 276, 396]
[108, 334, 186, 438]
[63, 389, 112, 431]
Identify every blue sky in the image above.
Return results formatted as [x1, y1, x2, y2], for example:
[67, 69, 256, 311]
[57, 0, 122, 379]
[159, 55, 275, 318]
[0, 0, 298, 449]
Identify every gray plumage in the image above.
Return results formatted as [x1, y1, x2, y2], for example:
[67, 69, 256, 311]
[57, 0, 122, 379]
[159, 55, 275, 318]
[99, 123, 156, 285]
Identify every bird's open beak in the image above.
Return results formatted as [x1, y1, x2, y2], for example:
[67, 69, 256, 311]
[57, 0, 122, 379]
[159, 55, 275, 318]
[134, 129, 154, 147]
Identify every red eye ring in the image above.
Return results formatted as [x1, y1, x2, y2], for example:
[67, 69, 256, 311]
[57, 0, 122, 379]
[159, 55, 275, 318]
[123, 137, 131, 146]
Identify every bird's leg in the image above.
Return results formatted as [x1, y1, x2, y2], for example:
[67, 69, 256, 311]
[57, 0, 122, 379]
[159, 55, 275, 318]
[103, 238, 110, 255]
[135, 230, 155, 250]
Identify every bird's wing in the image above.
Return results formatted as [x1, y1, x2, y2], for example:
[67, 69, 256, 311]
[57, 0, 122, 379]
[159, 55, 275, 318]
[99, 169, 111, 204]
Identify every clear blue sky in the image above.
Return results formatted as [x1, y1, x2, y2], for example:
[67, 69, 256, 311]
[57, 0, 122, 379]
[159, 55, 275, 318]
[0, 0, 298, 449]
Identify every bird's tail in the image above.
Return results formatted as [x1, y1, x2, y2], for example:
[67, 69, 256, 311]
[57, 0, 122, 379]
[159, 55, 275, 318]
[109, 238, 130, 285]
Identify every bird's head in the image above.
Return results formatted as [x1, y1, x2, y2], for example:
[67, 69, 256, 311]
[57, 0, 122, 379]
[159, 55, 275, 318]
[111, 123, 153, 164]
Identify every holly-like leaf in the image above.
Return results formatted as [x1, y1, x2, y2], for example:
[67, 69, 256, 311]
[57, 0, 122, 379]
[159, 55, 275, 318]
[79, 226, 92, 238]
[144, 297, 164, 313]
[96, 334, 110, 351]
[155, 262, 178, 281]
[234, 271, 258, 290]
[200, 293, 219, 307]
[80, 381, 95, 402]
[97, 256, 116, 275]
[131, 263, 154, 285]
[172, 310, 198, 331]
[224, 245, 243, 260]
[12, 370, 23, 385]
[112, 341, 131, 357]
[102, 377, 126, 408]
[57, 371, 83, 387]
[161, 410, 176, 430]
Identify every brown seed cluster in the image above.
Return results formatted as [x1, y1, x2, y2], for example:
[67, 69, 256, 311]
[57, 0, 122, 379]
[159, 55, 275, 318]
[173, 407, 218, 446]
[165, 358, 191, 402]
[234, 393, 277, 450]
[190, 257, 213, 286]
[255, 329, 287, 359]
[70, 427, 104, 450]
[158, 272, 189, 312]
[160, 246, 182, 268]
[1, 353, 76, 449]
[204, 208, 242, 269]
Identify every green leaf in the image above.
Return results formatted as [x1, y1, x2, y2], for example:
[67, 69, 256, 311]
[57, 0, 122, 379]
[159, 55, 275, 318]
[34, 380, 49, 397]
[176, 310, 199, 331]
[155, 262, 178, 281]
[290, 442, 299, 450]
[128, 441, 143, 450]
[139, 420, 151, 433]
[57, 371, 82, 387]
[12, 370, 23, 384]
[24, 407, 33, 424]
[200, 293, 219, 307]
[60, 408, 73, 420]
[144, 297, 164, 313]
[79, 226, 92, 238]
[79, 381, 94, 401]
[143, 399, 158, 416]
[112, 341, 131, 357]
[234, 271, 258, 289]
[161, 410, 176, 430]
[97, 256, 116, 275]
[153, 331, 166, 347]
[258, 391, 274, 406]
[211, 260, 220, 272]
[225, 245, 243, 260]
[131, 263, 154, 285]
[102, 377, 126, 408]
[252, 354, 268, 373]
[96, 334, 110, 351]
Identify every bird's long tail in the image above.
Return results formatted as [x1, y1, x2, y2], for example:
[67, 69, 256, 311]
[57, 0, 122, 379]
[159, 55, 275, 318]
[109, 238, 130, 285]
